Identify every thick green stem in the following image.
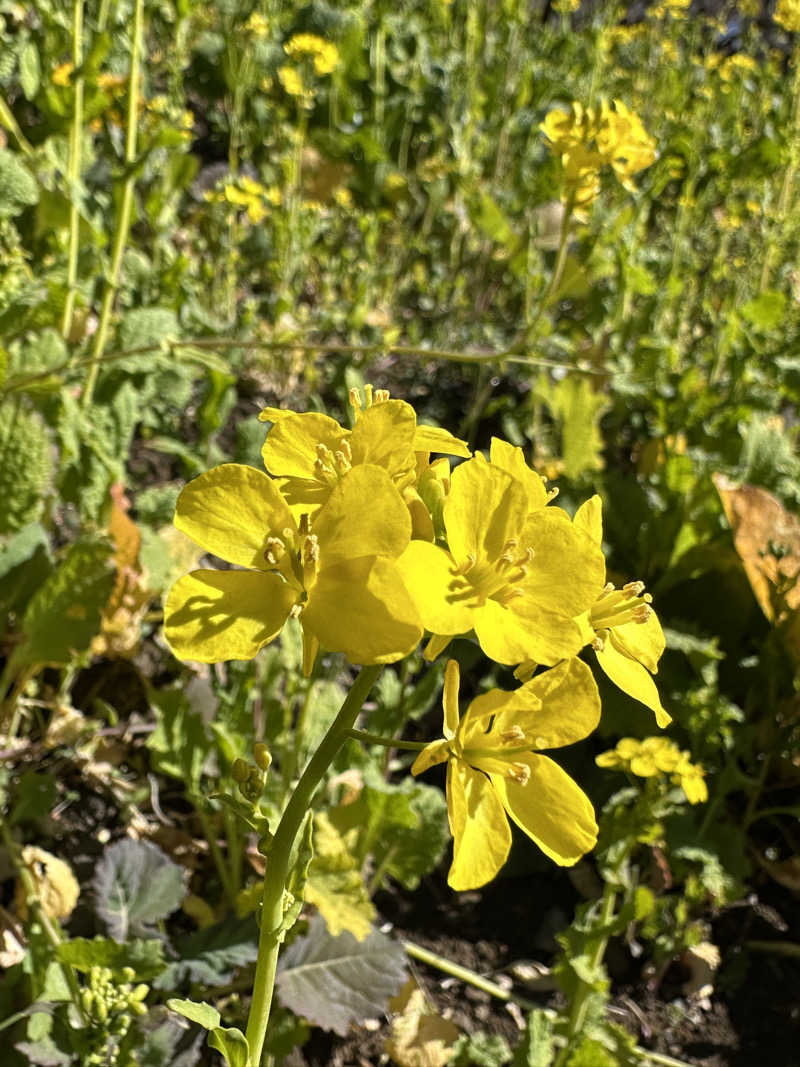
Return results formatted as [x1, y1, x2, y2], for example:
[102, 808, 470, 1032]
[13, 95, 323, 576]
[82, 0, 143, 408]
[244, 664, 383, 1066]
[62, 0, 85, 340]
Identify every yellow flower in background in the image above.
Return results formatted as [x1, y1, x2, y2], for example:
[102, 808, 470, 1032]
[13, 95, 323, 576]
[412, 658, 600, 889]
[14, 847, 80, 922]
[284, 33, 340, 75]
[259, 385, 470, 521]
[573, 496, 670, 726]
[163, 463, 422, 673]
[244, 11, 270, 37]
[596, 737, 707, 804]
[278, 65, 305, 98]
[775, 0, 800, 32]
[399, 451, 605, 666]
[596, 100, 657, 192]
[224, 176, 272, 223]
[52, 62, 74, 86]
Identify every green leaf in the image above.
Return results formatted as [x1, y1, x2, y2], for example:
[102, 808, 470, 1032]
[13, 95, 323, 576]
[452, 1031, 513, 1067]
[0, 400, 52, 535]
[93, 839, 186, 940]
[167, 999, 220, 1030]
[0, 148, 39, 218]
[19, 42, 41, 100]
[56, 937, 166, 979]
[147, 687, 212, 793]
[566, 1038, 616, 1067]
[276, 915, 407, 1036]
[153, 915, 258, 990]
[532, 374, 609, 481]
[305, 811, 375, 940]
[8, 772, 57, 827]
[208, 1027, 250, 1067]
[13, 1039, 70, 1066]
[512, 1010, 555, 1067]
[18, 534, 114, 665]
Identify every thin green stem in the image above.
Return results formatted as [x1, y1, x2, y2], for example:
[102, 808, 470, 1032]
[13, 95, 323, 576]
[244, 664, 383, 1066]
[3, 337, 605, 396]
[403, 939, 541, 1012]
[62, 0, 85, 341]
[526, 195, 575, 342]
[0, 97, 33, 155]
[195, 803, 237, 906]
[81, 0, 143, 408]
[346, 728, 427, 751]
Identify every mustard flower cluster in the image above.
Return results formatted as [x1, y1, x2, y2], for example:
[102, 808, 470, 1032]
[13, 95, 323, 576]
[775, 0, 800, 32]
[164, 387, 672, 889]
[541, 99, 656, 211]
[596, 736, 708, 804]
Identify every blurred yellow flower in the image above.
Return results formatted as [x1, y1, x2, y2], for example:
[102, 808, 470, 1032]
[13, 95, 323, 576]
[775, 0, 800, 32]
[596, 100, 657, 191]
[164, 463, 422, 672]
[278, 65, 305, 98]
[52, 62, 74, 87]
[596, 737, 707, 804]
[14, 847, 80, 922]
[412, 659, 599, 889]
[244, 11, 270, 37]
[284, 33, 340, 75]
[572, 496, 670, 726]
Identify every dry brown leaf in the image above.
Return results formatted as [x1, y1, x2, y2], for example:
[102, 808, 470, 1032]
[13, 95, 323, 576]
[713, 475, 800, 621]
[93, 485, 151, 657]
[386, 980, 461, 1067]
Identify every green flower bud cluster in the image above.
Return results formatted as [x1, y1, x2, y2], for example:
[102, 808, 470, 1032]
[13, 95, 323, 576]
[233, 745, 272, 802]
[79, 966, 149, 1065]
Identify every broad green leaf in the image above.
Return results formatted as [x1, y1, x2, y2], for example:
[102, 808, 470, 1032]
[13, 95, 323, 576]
[93, 839, 186, 940]
[56, 937, 166, 979]
[0, 399, 52, 535]
[305, 812, 375, 940]
[276, 915, 407, 1036]
[147, 687, 212, 793]
[19, 42, 41, 100]
[8, 771, 57, 827]
[13, 1039, 70, 1066]
[18, 535, 114, 665]
[0, 147, 39, 218]
[153, 915, 258, 990]
[167, 999, 220, 1030]
[208, 1027, 250, 1067]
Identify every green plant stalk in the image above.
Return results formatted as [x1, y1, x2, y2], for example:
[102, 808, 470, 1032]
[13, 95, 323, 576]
[62, 0, 85, 341]
[243, 664, 382, 1066]
[195, 802, 237, 906]
[345, 728, 427, 751]
[759, 59, 800, 292]
[281, 676, 316, 802]
[0, 97, 34, 155]
[527, 193, 575, 340]
[554, 883, 617, 1067]
[81, 0, 143, 408]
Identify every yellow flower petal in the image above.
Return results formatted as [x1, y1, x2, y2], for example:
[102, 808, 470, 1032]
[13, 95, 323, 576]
[474, 596, 584, 666]
[413, 424, 471, 458]
[261, 410, 346, 478]
[348, 400, 416, 474]
[447, 762, 511, 891]
[489, 438, 548, 510]
[572, 495, 603, 545]
[314, 465, 411, 564]
[488, 658, 601, 749]
[174, 464, 295, 568]
[444, 456, 528, 568]
[595, 640, 671, 726]
[397, 541, 475, 636]
[521, 509, 606, 619]
[491, 753, 597, 866]
[443, 659, 460, 740]
[164, 569, 296, 662]
[302, 556, 422, 664]
[608, 612, 665, 674]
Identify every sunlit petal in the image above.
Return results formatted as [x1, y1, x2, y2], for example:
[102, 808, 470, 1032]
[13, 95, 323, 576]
[489, 658, 601, 749]
[314, 466, 411, 564]
[413, 424, 471, 458]
[261, 410, 346, 478]
[397, 541, 476, 636]
[489, 438, 548, 511]
[444, 456, 528, 566]
[443, 659, 460, 740]
[595, 640, 671, 726]
[447, 762, 511, 891]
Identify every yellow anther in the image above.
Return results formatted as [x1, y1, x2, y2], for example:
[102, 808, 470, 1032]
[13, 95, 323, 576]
[264, 536, 286, 567]
[364, 384, 374, 406]
[289, 603, 303, 618]
[603, 582, 615, 593]
[534, 736, 549, 749]
[302, 534, 320, 565]
[282, 527, 295, 542]
[507, 762, 531, 785]
[340, 439, 352, 462]
[333, 450, 352, 474]
[500, 725, 526, 743]
[623, 580, 646, 597]
[374, 388, 390, 403]
[546, 487, 559, 501]
[592, 633, 606, 651]
[349, 387, 362, 411]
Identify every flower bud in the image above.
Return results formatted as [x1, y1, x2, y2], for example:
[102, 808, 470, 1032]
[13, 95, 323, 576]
[254, 743, 272, 772]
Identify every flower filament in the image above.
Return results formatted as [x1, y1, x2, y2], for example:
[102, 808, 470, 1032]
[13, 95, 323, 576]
[590, 579, 653, 643]
[450, 537, 535, 606]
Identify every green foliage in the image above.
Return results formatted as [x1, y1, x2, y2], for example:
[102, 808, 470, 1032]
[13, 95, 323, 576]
[305, 811, 375, 939]
[452, 1031, 513, 1067]
[512, 1011, 556, 1067]
[532, 375, 609, 480]
[0, 147, 38, 217]
[93, 839, 186, 941]
[0, 399, 52, 534]
[153, 916, 259, 991]
[56, 938, 167, 981]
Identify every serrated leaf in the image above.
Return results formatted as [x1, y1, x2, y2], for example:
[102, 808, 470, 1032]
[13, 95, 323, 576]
[93, 839, 186, 941]
[533, 375, 609, 481]
[0, 399, 52, 535]
[208, 1027, 250, 1067]
[153, 915, 258, 990]
[512, 1010, 555, 1067]
[167, 999, 220, 1030]
[451, 1032, 512, 1067]
[56, 936, 166, 979]
[276, 915, 407, 1036]
[305, 811, 375, 940]
[147, 687, 212, 792]
[0, 147, 39, 218]
[18, 535, 114, 665]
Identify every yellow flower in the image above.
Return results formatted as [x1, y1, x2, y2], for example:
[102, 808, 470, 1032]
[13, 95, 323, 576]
[596, 100, 657, 192]
[163, 463, 422, 673]
[412, 658, 599, 889]
[284, 33, 340, 76]
[572, 496, 670, 726]
[278, 65, 305, 98]
[244, 11, 270, 37]
[14, 847, 80, 922]
[52, 62, 74, 87]
[596, 737, 707, 804]
[399, 448, 605, 666]
[775, 0, 800, 32]
[259, 385, 470, 520]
